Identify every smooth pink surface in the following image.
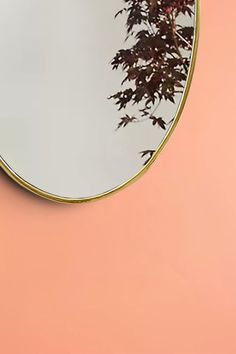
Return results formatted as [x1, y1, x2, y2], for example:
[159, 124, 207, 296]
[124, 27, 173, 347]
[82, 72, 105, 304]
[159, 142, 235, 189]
[1, 1, 236, 353]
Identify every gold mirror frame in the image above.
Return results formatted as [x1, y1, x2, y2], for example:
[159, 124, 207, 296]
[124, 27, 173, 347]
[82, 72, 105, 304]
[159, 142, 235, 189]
[0, 1, 200, 203]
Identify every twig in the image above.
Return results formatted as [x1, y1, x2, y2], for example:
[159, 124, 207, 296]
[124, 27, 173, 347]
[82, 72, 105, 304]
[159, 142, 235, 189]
[175, 31, 193, 49]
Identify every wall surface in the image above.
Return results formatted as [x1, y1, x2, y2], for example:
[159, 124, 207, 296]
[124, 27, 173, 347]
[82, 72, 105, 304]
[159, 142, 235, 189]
[1, 1, 236, 354]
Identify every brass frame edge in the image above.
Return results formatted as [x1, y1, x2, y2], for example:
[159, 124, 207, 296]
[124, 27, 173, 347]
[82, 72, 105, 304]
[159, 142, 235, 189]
[0, 1, 200, 204]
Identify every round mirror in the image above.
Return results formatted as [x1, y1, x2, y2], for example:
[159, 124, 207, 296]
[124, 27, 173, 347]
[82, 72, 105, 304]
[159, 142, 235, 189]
[0, 0, 199, 202]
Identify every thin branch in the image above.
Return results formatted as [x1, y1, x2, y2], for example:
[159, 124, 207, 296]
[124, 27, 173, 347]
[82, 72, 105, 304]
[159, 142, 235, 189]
[176, 31, 193, 49]
[168, 12, 189, 73]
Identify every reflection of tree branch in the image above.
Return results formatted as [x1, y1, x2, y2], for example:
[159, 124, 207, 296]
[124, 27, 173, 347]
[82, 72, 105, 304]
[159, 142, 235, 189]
[176, 31, 193, 49]
[168, 12, 188, 73]
[109, 1, 194, 163]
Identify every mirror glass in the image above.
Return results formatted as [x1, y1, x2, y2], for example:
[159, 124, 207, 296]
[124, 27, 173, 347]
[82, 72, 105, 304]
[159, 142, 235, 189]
[0, 0, 197, 201]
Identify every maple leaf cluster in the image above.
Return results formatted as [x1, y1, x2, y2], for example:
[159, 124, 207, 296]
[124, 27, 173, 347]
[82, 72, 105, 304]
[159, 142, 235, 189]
[109, 0, 195, 164]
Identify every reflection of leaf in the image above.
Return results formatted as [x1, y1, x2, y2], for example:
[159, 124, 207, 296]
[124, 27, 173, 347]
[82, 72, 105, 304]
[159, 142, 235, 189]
[150, 116, 167, 130]
[140, 150, 156, 166]
[116, 115, 137, 130]
[114, 8, 126, 19]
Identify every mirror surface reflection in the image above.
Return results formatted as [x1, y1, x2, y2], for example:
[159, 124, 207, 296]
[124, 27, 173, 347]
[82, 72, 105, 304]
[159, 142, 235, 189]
[0, 0, 197, 201]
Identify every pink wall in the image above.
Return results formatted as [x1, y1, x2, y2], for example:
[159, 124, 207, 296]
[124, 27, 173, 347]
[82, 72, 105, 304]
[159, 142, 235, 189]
[1, 1, 236, 353]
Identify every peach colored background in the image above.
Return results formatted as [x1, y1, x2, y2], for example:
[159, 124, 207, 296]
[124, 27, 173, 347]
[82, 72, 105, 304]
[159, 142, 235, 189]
[1, 1, 236, 353]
